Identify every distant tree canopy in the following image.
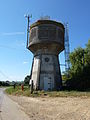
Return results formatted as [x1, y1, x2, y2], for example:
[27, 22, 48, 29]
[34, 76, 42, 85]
[24, 75, 30, 85]
[0, 81, 10, 86]
[65, 40, 90, 91]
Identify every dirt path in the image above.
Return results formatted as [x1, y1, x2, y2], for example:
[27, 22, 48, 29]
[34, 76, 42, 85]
[0, 88, 30, 120]
[0, 88, 90, 120]
[10, 94, 90, 120]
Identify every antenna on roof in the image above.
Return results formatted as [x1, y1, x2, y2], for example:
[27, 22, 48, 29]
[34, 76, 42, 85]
[40, 15, 50, 20]
[24, 14, 32, 49]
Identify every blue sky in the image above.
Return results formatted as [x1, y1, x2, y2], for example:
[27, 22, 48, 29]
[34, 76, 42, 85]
[0, 0, 90, 81]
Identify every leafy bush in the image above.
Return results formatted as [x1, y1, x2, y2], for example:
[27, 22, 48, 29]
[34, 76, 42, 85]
[64, 40, 90, 91]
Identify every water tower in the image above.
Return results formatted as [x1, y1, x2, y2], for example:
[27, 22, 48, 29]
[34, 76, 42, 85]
[27, 19, 64, 90]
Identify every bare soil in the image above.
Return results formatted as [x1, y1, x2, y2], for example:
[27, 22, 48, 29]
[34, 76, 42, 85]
[0, 88, 30, 120]
[9, 95, 90, 120]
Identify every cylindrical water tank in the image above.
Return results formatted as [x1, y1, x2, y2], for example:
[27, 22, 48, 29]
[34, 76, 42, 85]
[28, 20, 64, 54]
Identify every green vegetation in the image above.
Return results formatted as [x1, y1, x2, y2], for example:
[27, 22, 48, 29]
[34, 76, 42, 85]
[0, 81, 24, 87]
[24, 75, 30, 85]
[5, 86, 30, 96]
[5, 86, 90, 97]
[0, 81, 10, 86]
[64, 40, 90, 91]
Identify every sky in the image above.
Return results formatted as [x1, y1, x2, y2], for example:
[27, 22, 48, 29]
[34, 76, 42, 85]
[0, 0, 90, 81]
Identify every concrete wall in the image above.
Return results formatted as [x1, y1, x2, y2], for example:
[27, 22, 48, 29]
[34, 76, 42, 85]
[29, 20, 64, 90]
[31, 54, 62, 90]
[31, 55, 40, 89]
[29, 21, 64, 54]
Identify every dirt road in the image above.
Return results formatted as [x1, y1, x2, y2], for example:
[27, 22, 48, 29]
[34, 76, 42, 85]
[10, 93, 90, 120]
[0, 88, 30, 120]
[0, 88, 90, 120]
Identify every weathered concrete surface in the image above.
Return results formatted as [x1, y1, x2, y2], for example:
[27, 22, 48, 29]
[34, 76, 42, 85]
[31, 54, 61, 90]
[0, 88, 30, 120]
[29, 20, 64, 90]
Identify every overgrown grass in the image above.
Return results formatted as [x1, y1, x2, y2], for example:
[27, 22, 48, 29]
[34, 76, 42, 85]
[5, 86, 90, 97]
[5, 86, 30, 96]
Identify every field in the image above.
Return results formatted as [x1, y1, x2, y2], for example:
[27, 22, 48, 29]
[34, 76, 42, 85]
[5, 86, 90, 97]
[5, 86, 90, 120]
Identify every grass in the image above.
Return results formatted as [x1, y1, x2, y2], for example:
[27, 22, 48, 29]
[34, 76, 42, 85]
[5, 86, 90, 98]
[5, 86, 30, 96]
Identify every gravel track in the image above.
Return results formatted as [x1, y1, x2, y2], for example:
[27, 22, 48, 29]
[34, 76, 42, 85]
[9, 94, 90, 120]
[0, 88, 30, 120]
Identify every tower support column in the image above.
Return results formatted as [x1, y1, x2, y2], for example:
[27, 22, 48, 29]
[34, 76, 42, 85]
[31, 53, 62, 90]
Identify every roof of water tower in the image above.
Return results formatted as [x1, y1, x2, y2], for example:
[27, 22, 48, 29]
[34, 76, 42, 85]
[30, 20, 64, 29]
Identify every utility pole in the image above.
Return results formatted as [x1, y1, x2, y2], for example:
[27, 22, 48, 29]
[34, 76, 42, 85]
[25, 14, 32, 48]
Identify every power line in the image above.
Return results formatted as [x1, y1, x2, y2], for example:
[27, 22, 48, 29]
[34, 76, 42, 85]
[0, 45, 27, 52]
[0, 45, 17, 50]
[0, 70, 12, 81]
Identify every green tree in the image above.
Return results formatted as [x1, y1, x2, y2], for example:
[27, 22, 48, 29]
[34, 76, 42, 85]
[85, 40, 90, 65]
[69, 47, 84, 74]
[24, 75, 30, 85]
[65, 40, 90, 91]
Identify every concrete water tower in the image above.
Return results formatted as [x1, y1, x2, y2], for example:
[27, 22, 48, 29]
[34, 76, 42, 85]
[28, 19, 64, 90]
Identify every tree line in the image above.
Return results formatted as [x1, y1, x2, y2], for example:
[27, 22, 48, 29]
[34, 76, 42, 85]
[64, 40, 90, 91]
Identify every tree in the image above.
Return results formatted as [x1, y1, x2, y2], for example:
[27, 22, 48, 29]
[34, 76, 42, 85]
[65, 40, 90, 91]
[0, 81, 2, 86]
[24, 75, 30, 85]
[85, 40, 90, 65]
[69, 47, 84, 73]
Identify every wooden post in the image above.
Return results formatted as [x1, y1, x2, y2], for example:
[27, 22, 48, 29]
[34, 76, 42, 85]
[31, 80, 33, 94]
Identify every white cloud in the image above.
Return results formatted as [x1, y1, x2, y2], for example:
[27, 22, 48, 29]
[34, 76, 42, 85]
[23, 61, 28, 64]
[1, 32, 25, 36]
